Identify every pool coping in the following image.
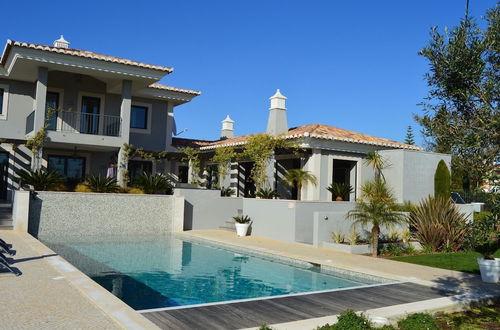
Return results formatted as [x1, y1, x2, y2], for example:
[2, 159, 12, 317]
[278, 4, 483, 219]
[20, 233, 159, 330]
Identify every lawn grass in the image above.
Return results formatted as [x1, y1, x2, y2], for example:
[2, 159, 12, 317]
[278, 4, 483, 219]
[434, 302, 500, 329]
[390, 250, 500, 274]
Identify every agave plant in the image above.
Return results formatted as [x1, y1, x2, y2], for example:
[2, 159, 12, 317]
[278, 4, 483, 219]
[256, 187, 279, 199]
[83, 175, 119, 193]
[17, 169, 64, 191]
[332, 232, 344, 244]
[134, 173, 172, 194]
[233, 215, 251, 224]
[326, 183, 354, 201]
[220, 186, 235, 197]
[408, 196, 469, 252]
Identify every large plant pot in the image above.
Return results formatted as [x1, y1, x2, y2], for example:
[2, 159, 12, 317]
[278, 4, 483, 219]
[235, 223, 250, 237]
[477, 257, 500, 283]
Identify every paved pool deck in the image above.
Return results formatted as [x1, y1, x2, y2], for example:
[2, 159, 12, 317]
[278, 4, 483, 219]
[0, 230, 158, 330]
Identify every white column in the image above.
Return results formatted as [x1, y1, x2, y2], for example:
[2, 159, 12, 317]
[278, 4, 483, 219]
[31, 67, 48, 171]
[265, 153, 276, 190]
[303, 149, 322, 200]
[117, 80, 132, 186]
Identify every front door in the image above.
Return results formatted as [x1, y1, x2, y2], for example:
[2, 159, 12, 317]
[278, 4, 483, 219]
[81, 96, 101, 134]
[46, 92, 60, 131]
[0, 152, 9, 200]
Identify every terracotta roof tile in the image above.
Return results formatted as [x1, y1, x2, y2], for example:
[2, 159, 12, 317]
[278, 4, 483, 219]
[2, 40, 173, 72]
[148, 83, 201, 95]
[196, 123, 420, 150]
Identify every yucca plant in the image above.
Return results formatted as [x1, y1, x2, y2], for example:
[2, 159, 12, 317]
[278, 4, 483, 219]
[408, 196, 469, 252]
[256, 187, 279, 199]
[401, 228, 412, 243]
[134, 173, 172, 194]
[348, 229, 359, 245]
[284, 169, 317, 201]
[220, 186, 235, 197]
[347, 179, 406, 256]
[326, 183, 354, 201]
[83, 175, 119, 193]
[17, 169, 64, 191]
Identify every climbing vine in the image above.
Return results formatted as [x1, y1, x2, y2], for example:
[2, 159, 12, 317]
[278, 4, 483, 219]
[211, 146, 237, 185]
[242, 134, 300, 191]
[182, 147, 201, 184]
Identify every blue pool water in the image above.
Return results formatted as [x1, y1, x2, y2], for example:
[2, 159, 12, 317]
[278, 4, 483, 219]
[43, 235, 383, 310]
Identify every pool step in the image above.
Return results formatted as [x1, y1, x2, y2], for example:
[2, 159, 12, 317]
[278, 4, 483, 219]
[0, 202, 13, 230]
[219, 220, 236, 232]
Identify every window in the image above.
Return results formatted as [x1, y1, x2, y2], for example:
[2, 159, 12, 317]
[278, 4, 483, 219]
[131, 105, 148, 129]
[178, 165, 189, 183]
[48, 155, 86, 181]
[0, 84, 8, 119]
[0, 89, 4, 115]
[128, 160, 152, 184]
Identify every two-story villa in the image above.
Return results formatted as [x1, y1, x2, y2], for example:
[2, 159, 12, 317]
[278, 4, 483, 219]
[0, 36, 199, 200]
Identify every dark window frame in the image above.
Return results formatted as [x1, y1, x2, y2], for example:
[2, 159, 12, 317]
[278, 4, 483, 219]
[46, 91, 60, 131]
[47, 155, 86, 180]
[0, 88, 4, 115]
[130, 105, 149, 129]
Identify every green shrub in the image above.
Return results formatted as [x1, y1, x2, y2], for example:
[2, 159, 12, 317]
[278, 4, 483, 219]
[403, 244, 417, 255]
[434, 160, 451, 199]
[259, 326, 273, 330]
[380, 243, 404, 256]
[317, 310, 372, 329]
[220, 186, 234, 197]
[134, 173, 172, 194]
[83, 175, 119, 193]
[397, 313, 441, 330]
[469, 201, 500, 259]
[256, 188, 279, 199]
[17, 169, 64, 191]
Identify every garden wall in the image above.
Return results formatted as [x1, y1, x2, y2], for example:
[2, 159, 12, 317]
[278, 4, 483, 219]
[26, 191, 184, 239]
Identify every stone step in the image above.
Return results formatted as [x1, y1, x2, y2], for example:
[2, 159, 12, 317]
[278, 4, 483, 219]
[0, 224, 13, 230]
[0, 212, 12, 220]
[0, 219, 13, 226]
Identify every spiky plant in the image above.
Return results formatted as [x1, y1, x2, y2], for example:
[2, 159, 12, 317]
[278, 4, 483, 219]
[256, 187, 279, 199]
[233, 215, 251, 224]
[17, 169, 64, 191]
[408, 196, 469, 252]
[220, 186, 235, 197]
[284, 169, 317, 201]
[347, 179, 405, 257]
[134, 173, 172, 194]
[83, 175, 119, 193]
[326, 183, 354, 201]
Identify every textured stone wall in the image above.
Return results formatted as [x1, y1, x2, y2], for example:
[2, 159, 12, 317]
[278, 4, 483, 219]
[28, 191, 184, 239]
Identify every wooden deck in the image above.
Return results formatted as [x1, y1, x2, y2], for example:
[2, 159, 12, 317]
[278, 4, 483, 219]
[142, 282, 452, 329]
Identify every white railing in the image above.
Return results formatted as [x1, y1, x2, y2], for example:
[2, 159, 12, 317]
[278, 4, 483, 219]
[48, 111, 122, 137]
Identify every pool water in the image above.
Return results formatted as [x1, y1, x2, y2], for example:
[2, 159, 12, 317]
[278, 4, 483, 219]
[43, 235, 383, 310]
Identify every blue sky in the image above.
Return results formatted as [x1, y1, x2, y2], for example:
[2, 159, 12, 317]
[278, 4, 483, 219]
[1, 0, 496, 145]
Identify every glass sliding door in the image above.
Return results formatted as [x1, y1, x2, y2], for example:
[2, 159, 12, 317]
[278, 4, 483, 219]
[81, 96, 101, 134]
[46, 92, 60, 131]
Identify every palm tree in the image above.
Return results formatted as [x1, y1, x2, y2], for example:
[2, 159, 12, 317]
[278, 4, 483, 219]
[347, 179, 405, 257]
[364, 151, 386, 181]
[284, 169, 317, 201]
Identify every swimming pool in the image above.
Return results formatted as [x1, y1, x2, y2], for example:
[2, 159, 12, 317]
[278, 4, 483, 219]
[43, 235, 386, 310]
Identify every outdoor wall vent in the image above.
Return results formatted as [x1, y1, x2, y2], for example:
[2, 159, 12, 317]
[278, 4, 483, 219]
[53, 35, 70, 49]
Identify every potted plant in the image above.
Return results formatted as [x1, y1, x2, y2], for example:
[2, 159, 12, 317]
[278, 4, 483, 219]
[233, 215, 252, 237]
[327, 183, 354, 201]
[470, 208, 499, 283]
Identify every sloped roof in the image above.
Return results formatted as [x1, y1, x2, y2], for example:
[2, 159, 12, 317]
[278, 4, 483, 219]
[149, 83, 201, 95]
[188, 123, 420, 151]
[1, 40, 173, 72]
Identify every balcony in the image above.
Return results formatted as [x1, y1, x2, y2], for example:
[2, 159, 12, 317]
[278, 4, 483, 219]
[48, 111, 122, 137]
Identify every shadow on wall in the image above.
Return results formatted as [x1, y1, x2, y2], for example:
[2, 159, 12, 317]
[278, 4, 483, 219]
[184, 200, 194, 231]
[27, 194, 42, 238]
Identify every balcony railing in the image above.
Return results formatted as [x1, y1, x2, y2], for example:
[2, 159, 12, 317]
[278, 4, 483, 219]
[47, 111, 122, 137]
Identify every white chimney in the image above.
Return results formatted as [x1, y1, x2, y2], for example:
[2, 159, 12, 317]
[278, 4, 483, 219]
[221, 115, 234, 139]
[266, 89, 288, 135]
[53, 35, 70, 49]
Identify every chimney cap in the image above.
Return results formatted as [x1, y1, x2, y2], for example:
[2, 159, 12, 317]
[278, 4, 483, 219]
[222, 115, 234, 123]
[270, 89, 287, 100]
[54, 35, 70, 48]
